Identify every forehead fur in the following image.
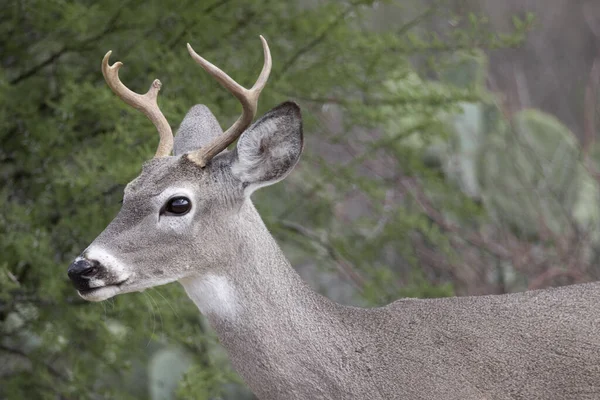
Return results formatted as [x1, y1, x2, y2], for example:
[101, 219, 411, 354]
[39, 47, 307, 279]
[126, 156, 198, 195]
[124, 153, 238, 199]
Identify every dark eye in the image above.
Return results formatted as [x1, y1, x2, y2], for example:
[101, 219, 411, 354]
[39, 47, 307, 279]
[163, 197, 191, 216]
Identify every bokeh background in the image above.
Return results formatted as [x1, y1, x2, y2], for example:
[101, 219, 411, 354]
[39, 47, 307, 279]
[1, 0, 599, 398]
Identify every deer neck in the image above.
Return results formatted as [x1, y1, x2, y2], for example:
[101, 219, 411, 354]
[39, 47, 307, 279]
[180, 199, 340, 348]
[179, 201, 354, 396]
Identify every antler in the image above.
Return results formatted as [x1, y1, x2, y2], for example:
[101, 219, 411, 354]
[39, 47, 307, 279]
[186, 35, 272, 167]
[102, 52, 173, 158]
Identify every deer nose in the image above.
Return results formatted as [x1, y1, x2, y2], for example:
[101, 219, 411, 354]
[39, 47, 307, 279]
[68, 258, 100, 288]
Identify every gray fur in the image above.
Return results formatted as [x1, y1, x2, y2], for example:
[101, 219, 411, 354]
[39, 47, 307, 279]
[174, 104, 223, 156]
[72, 102, 600, 400]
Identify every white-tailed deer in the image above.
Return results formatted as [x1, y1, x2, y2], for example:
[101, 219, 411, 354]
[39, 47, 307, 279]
[68, 36, 600, 400]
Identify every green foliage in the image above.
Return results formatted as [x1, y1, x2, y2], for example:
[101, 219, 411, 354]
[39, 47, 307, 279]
[176, 362, 247, 400]
[0, 0, 531, 398]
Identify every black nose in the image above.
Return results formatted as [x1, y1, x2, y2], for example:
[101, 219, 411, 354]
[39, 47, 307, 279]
[68, 258, 100, 290]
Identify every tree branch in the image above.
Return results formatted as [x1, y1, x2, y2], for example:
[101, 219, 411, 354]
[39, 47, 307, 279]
[278, 219, 366, 290]
[278, 1, 364, 77]
[0, 345, 68, 381]
[9, 4, 127, 85]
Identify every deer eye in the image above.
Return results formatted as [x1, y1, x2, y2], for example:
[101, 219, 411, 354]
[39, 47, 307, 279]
[163, 197, 191, 216]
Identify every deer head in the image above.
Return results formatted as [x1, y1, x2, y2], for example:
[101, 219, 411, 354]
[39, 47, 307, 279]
[67, 37, 303, 302]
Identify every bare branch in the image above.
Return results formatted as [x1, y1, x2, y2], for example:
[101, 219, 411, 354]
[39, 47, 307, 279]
[278, 219, 366, 290]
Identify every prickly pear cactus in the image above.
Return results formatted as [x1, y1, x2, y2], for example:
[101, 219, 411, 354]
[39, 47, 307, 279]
[430, 50, 490, 198]
[443, 102, 484, 199]
[479, 109, 584, 236]
[587, 141, 600, 174]
[576, 143, 600, 234]
[573, 164, 600, 233]
[149, 347, 192, 400]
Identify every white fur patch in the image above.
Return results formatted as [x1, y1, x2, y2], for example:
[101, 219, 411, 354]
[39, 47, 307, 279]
[88, 277, 106, 288]
[179, 275, 239, 320]
[79, 285, 123, 302]
[85, 246, 130, 283]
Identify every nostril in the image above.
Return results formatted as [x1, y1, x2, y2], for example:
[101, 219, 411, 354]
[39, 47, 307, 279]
[68, 258, 101, 280]
[81, 266, 99, 278]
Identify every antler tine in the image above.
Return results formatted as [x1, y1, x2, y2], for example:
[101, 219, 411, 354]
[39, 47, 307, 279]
[101, 51, 174, 158]
[186, 35, 272, 167]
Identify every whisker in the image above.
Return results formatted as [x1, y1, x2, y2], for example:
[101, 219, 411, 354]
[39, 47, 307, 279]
[142, 291, 157, 347]
[151, 287, 180, 320]
[101, 301, 107, 320]
[147, 289, 165, 334]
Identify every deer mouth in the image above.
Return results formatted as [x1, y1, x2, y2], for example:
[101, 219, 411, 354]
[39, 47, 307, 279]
[78, 279, 129, 302]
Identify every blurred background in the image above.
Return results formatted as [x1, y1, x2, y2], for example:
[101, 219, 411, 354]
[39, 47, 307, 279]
[1, 0, 599, 398]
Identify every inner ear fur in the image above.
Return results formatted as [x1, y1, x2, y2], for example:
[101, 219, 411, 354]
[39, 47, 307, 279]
[231, 101, 303, 194]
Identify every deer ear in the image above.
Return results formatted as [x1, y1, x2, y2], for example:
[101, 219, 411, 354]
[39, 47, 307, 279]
[174, 105, 223, 156]
[231, 102, 303, 195]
